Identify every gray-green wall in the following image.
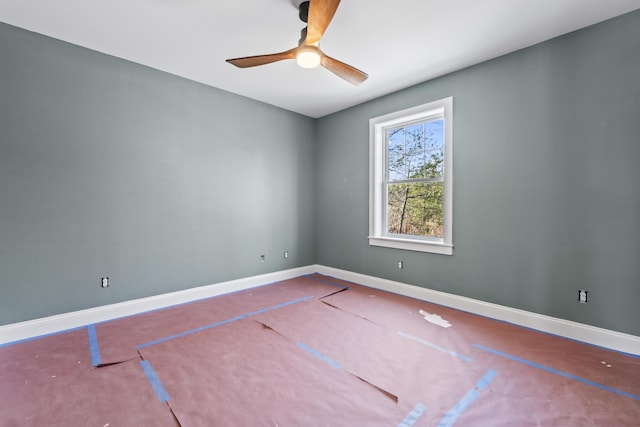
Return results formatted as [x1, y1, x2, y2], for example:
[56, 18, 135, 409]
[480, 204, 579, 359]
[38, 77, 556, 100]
[2, 10, 639, 337]
[0, 23, 316, 325]
[316, 10, 640, 336]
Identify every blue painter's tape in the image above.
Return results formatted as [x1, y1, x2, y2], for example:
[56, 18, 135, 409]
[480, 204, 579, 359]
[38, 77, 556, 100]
[269, 296, 314, 310]
[140, 360, 171, 403]
[438, 369, 497, 427]
[398, 331, 473, 363]
[137, 314, 248, 349]
[464, 312, 640, 359]
[87, 324, 102, 366]
[244, 306, 274, 316]
[297, 342, 342, 369]
[474, 344, 640, 401]
[398, 402, 427, 427]
[137, 295, 314, 350]
[0, 326, 87, 349]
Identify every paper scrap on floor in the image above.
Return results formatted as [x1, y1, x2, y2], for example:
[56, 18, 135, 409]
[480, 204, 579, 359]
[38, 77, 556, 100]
[419, 310, 452, 328]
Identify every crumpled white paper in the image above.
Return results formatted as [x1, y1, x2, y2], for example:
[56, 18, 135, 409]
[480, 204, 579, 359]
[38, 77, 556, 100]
[419, 309, 452, 328]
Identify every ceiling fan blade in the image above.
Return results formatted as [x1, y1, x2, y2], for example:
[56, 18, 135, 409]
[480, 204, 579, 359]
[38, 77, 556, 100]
[305, 0, 341, 45]
[321, 54, 368, 85]
[226, 48, 297, 68]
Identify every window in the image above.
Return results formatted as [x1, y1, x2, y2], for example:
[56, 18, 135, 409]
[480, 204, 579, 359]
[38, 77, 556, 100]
[369, 97, 453, 255]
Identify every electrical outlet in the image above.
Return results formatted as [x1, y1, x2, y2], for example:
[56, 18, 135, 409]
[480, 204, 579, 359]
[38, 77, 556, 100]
[101, 277, 109, 288]
[578, 289, 588, 303]
[397, 261, 404, 269]
[260, 255, 265, 262]
[284, 251, 289, 259]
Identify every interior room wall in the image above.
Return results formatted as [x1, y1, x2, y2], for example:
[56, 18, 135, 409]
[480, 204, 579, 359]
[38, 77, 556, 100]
[2, 10, 639, 338]
[0, 23, 317, 325]
[315, 10, 640, 336]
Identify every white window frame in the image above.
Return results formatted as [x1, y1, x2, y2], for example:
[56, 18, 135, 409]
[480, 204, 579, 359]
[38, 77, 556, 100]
[369, 97, 453, 255]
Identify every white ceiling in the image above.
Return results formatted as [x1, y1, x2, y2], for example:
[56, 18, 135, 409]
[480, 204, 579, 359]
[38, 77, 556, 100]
[1, 0, 639, 118]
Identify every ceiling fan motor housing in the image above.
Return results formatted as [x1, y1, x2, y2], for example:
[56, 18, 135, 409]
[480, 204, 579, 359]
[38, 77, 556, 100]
[299, 1, 310, 23]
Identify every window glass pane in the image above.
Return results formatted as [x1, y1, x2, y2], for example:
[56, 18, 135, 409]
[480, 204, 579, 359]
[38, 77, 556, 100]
[387, 119, 444, 181]
[387, 182, 444, 238]
[405, 123, 425, 178]
[424, 119, 444, 178]
[423, 149, 444, 178]
[387, 127, 405, 181]
[426, 119, 444, 150]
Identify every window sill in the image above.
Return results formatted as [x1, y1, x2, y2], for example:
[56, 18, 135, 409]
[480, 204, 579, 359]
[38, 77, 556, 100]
[368, 236, 453, 255]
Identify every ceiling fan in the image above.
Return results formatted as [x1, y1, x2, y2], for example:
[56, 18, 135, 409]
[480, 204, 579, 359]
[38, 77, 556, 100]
[226, 0, 368, 85]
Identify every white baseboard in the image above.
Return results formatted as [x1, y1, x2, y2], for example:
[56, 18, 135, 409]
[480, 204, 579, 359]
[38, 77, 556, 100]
[0, 266, 316, 346]
[2, 264, 639, 356]
[315, 265, 640, 356]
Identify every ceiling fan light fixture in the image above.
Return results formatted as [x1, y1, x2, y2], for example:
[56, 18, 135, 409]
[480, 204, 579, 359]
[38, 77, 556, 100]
[296, 46, 321, 69]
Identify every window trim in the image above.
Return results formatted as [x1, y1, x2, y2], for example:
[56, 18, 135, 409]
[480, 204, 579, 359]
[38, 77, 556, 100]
[369, 97, 453, 255]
